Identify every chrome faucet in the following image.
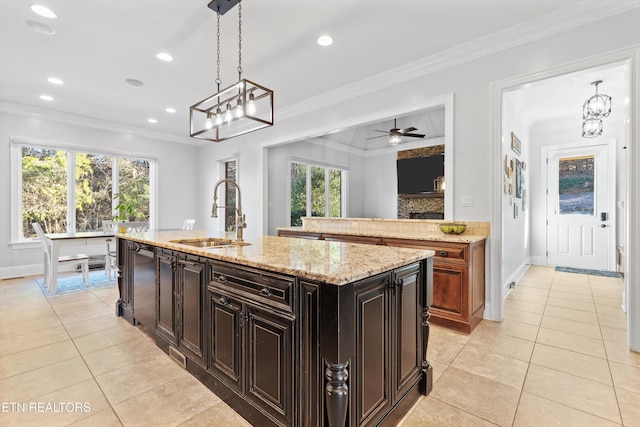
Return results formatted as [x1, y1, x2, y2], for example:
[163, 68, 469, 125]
[211, 178, 247, 242]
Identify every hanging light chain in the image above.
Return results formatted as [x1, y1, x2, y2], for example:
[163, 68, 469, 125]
[237, 0, 243, 79]
[215, 10, 222, 88]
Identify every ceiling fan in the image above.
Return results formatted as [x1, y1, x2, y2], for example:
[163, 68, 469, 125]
[367, 118, 425, 145]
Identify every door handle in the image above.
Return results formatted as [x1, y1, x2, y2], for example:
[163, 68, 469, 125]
[601, 224, 607, 228]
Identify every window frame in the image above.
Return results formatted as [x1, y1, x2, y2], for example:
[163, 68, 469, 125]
[10, 136, 157, 247]
[287, 157, 348, 226]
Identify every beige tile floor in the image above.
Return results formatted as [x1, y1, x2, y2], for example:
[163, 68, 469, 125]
[0, 266, 637, 426]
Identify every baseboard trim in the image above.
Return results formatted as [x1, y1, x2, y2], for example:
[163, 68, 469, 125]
[503, 259, 531, 298]
[0, 264, 41, 280]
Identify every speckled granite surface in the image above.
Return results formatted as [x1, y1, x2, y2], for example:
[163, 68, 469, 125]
[118, 230, 434, 286]
[278, 217, 490, 243]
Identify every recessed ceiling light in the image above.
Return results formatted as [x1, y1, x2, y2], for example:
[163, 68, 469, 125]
[165, 107, 176, 114]
[47, 77, 64, 85]
[25, 20, 55, 35]
[147, 118, 158, 124]
[40, 94, 54, 101]
[155, 52, 173, 62]
[30, 4, 57, 19]
[317, 35, 333, 47]
[125, 78, 144, 87]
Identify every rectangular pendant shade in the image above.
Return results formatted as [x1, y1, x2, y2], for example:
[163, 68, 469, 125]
[190, 79, 274, 142]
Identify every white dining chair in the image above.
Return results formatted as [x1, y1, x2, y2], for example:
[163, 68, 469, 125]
[102, 220, 118, 279]
[32, 222, 90, 290]
[183, 219, 196, 230]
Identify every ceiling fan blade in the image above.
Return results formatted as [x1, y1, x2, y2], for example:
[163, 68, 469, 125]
[366, 134, 389, 140]
[403, 133, 426, 138]
[398, 127, 417, 134]
[371, 130, 389, 133]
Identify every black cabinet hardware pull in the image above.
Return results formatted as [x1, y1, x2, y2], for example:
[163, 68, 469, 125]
[439, 251, 449, 257]
[260, 288, 273, 297]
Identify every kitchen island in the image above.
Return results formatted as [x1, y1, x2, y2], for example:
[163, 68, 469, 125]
[115, 230, 434, 426]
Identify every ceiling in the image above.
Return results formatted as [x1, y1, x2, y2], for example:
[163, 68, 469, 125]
[0, 0, 629, 146]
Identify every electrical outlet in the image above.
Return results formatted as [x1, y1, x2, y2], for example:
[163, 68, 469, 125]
[462, 196, 474, 207]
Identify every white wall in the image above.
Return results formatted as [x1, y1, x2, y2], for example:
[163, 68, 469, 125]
[363, 152, 398, 219]
[195, 9, 640, 322]
[0, 111, 199, 278]
[501, 92, 531, 294]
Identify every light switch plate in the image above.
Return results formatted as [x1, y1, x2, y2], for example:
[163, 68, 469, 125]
[462, 196, 474, 207]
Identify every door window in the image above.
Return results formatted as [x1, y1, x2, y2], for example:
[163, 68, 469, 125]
[558, 155, 594, 215]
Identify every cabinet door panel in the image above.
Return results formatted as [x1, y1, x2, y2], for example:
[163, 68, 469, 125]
[354, 276, 391, 425]
[393, 269, 422, 400]
[157, 253, 177, 344]
[431, 264, 467, 320]
[179, 259, 205, 364]
[247, 306, 293, 426]
[208, 289, 243, 393]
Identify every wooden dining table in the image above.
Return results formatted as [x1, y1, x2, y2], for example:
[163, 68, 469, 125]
[43, 231, 114, 294]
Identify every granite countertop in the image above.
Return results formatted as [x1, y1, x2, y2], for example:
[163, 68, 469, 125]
[118, 230, 434, 286]
[277, 226, 487, 244]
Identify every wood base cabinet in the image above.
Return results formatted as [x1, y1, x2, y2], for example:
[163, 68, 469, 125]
[208, 261, 295, 426]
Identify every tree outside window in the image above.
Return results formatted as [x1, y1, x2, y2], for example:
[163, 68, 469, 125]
[290, 161, 345, 226]
[20, 144, 151, 238]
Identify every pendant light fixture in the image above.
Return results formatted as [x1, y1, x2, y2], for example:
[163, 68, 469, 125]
[190, 0, 274, 142]
[581, 80, 611, 138]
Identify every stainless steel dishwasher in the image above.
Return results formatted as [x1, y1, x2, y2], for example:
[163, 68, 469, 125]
[133, 244, 156, 337]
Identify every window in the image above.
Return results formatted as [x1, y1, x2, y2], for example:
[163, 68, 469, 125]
[14, 140, 154, 240]
[224, 159, 237, 232]
[289, 160, 346, 226]
[558, 155, 595, 215]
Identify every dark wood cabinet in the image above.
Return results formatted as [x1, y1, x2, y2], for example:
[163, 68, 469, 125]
[207, 261, 295, 426]
[157, 250, 178, 345]
[116, 238, 135, 323]
[278, 229, 485, 333]
[351, 263, 423, 426]
[117, 237, 433, 426]
[177, 255, 207, 366]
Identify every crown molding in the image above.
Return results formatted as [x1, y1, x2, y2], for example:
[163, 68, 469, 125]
[0, 101, 196, 145]
[277, 1, 639, 123]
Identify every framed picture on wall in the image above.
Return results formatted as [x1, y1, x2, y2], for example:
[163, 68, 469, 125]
[511, 132, 522, 155]
[515, 159, 522, 198]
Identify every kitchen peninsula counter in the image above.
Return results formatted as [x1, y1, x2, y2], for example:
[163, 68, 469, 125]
[115, 230, 434, 426]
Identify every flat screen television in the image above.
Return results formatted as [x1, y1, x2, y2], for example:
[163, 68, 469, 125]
[397, 154, 444, 194]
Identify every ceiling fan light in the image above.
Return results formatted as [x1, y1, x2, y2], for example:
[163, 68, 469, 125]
[389, 134, 402, 146]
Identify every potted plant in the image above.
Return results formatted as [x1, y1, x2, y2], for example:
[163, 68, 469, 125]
[112, 192, 137, 232]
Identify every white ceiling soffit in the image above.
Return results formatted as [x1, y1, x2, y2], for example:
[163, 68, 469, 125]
[0, 0, 636, 144]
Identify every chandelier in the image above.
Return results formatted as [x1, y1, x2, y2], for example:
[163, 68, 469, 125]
[582, 80, 611, 138]
[190, 0, 274, 142]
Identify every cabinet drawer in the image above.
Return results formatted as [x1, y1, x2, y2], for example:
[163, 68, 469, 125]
[385, 238, 468, 264]
[209, 261, 295, 312]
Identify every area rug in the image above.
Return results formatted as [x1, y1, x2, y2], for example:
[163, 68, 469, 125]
[36, 270, 117, 297]
[555, 266, 620, 278]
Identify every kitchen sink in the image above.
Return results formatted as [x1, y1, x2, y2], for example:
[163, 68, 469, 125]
[169, 238, 251, 248]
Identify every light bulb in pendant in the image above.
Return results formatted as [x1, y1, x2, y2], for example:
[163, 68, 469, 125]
[246, 92, 256, 115]
[214, 107, 223, 126]
[235, 98, 244, 118]
[224, 103, 233, 123]
[205, 113, 214, 130]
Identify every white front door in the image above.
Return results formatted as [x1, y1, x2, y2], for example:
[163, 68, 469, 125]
[546, 143, 614, 271]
